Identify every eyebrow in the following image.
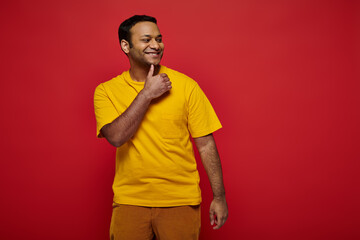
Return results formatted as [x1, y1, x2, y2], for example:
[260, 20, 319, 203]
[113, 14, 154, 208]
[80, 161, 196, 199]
[141, 34, 162, 38]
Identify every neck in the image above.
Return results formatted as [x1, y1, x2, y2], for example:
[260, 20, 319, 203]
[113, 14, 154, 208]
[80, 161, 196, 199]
[129, 63, 160, 82]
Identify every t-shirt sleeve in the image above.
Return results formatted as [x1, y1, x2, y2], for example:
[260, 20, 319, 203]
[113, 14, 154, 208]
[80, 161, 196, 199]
[94, 83, 119, 138]
[187, 83, 222, 138]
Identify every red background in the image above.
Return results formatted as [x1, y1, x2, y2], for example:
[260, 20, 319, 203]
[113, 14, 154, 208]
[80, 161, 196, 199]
[1, 0, 359, 239]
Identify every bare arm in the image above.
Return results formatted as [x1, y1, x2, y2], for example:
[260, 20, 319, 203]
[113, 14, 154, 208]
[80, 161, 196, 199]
[101, 65, 172, 147]
[193, 134, 228, 229]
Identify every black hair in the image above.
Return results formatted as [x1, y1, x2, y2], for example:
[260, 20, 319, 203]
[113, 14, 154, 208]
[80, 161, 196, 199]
[118, 15, 157, 48]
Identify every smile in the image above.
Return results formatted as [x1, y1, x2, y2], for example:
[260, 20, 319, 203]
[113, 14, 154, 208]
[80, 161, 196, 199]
[145, 52, 161, 56]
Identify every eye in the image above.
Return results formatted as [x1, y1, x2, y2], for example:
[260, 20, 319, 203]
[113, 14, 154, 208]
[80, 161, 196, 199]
[141, 39, 150, 43]
[156, 38, 162, 43]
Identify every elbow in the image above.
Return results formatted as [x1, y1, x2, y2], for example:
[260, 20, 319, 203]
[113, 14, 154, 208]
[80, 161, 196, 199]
[101, 126, 125, 147]
[108, 138, 124, 148]
[112, 142, 123, 148]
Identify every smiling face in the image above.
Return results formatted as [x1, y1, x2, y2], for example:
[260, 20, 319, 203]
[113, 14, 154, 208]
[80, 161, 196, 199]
[122, 21, 164, 67]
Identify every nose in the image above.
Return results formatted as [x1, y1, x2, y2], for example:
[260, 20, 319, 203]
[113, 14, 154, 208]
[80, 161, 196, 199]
[149, 39, 160, 50]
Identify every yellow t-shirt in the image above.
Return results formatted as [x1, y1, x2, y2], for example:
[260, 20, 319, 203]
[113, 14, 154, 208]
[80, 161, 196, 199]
[94, 65, 222, 207]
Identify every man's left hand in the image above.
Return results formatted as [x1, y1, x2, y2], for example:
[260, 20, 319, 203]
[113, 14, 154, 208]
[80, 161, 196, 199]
[209, 196, 228, 229]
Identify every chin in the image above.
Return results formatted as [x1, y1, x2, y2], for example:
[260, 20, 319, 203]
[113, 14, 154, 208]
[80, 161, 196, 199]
[147, 61, 161, 66]
[145, 57, 162, 66]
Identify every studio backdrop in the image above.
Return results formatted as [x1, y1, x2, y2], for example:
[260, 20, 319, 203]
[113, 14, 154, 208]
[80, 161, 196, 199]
[0, 0, 359, 239]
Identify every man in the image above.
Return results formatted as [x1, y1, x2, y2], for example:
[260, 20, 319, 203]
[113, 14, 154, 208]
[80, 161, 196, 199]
[94, 15, 228, 240]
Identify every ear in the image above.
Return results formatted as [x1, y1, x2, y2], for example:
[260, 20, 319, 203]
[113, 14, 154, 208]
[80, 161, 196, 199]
[121, 40, 130, 54]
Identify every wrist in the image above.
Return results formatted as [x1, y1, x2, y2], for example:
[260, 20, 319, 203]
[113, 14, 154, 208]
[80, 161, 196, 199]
[139, 89, 153, 102]
[213, 192, 226, 201]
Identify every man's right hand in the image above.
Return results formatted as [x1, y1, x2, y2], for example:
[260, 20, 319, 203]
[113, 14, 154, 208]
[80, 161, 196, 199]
[142, 64, 172, 100]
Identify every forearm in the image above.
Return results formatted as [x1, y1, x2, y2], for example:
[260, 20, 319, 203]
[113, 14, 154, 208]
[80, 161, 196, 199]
[101, 90, 151, 147]
[195, 134, 228, 229]
[194, 134, 225, 199]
